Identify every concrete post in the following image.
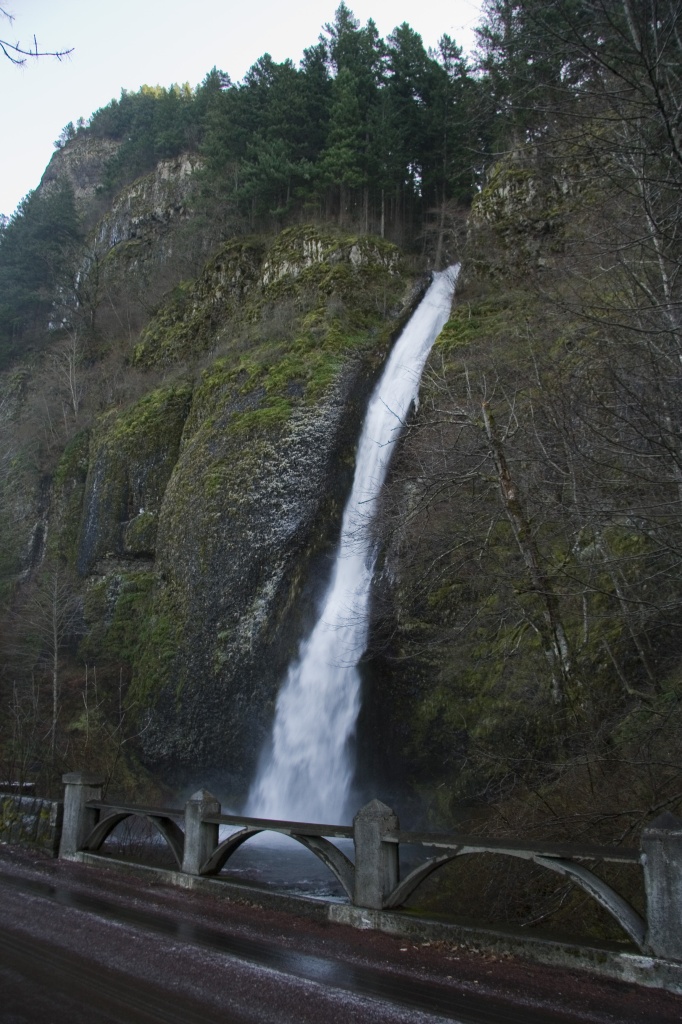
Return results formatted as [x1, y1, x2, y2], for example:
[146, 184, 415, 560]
[59, 772, 105, 859]
[182, 789, 221, 875]
[642, 812, 682, 960]
[353, 799, 399, 910]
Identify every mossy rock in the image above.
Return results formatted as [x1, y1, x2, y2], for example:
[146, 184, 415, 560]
[469, 152, 575, 276]
[133, 227, 404, 369]
[134, 253, 414, 789]
[50, 429, 91, 567]
[77, 383, 192, 573]
[133, 237, 265, 367]
[81, 570, 156, 667]
[123, 511, 158, 556]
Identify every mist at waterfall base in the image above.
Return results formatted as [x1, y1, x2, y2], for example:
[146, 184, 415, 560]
[246, 266, 460, 827]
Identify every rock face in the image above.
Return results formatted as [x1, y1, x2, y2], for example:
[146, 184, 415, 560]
[52, 217, 413, 796]
[140, 359, 372, 792]
[42, 140, 210, 327]
[2, 123, 419, 801]
[40, 135, 123, 217]
[77, 384, 193, 572]
[467, 148, 577, 278]
[94, 153, 200, 254]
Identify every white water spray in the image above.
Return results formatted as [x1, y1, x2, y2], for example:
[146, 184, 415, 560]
[247, 266, 460, 823]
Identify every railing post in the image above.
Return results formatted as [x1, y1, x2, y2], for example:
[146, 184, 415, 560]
[353, 799, 399, 910]
[182, 789, 220, 875]
[59, 772, 105, 859]
[642, 812, 682, 960]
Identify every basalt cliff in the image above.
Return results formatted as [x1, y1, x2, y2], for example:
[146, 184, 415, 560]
[2, 92, 681, 855]
[2, 133, 423, 799]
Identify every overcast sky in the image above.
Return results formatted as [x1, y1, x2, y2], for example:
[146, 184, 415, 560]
[0, 0, 482, 218]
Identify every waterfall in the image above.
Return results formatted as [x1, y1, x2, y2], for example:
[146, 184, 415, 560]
[246, 265, 460, 824]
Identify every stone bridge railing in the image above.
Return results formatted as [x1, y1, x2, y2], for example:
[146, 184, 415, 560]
[59, 773, 682, 963]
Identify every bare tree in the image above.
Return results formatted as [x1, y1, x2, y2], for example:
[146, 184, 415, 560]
[51, 329, 84, 424]
[481, 399, 573, 702]
[10, 563, 80, 763]
[0, 677, 41, 789]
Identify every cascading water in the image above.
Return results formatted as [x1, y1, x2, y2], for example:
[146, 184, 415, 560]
[246, 265, 460, 824]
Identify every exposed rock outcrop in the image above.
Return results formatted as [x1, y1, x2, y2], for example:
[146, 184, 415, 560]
[139, 358, 372, 792]
[40, 135, 122, 219]
[59, 223, 413, 794]
[95, 153, 199, 253]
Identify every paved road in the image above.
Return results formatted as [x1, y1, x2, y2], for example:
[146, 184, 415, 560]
[0, 847, 680, 1024]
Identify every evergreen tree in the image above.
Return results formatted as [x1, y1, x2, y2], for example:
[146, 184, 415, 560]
[384, 23, 431, 234]
[319, 67, 366, 225]
[0, 181, 82, 366]
[299, 43, 333, 163]
[320, 5, 387, 229]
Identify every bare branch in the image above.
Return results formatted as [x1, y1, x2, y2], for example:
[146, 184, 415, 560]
[0, 7, 72, 66]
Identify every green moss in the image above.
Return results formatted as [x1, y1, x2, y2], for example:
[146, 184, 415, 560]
[104, 382, 192, 448]
[183, 303, 390, 442]
[79, 382, 192, 570]
[123, 511, 158, 554]
[53, 429, 91, 488]
[104, 572, 156, 663]
[133, 237, 265, 367]
[436, 292, 537, 355]
[132, 280, 200, 366]
[81, 571, 156, 667]
[230, 397, 292, 434]
[130, 586, 185, 705]
[133, 226, 404, 370]
[50, 429, 91, 566]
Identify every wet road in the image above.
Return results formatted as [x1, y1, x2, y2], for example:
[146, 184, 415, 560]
[0, 848, 680, 1024]
[0, 869, 552, 1024]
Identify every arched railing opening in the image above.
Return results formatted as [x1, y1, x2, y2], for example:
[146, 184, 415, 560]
[83, 811, 184, 870]
[202, 827, 355, 900]
[385, 849, 646, 950]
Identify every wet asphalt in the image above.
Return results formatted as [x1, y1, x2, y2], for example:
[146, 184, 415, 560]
[0, 851, 680, 1024]
[0, 868, 546, 1023]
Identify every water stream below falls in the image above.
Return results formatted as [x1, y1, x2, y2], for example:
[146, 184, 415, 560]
[246, 265, 460, 824]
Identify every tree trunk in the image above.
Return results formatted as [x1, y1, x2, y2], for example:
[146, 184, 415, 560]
[51, 575, 59, 763]
[434, 186, 446, 269]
